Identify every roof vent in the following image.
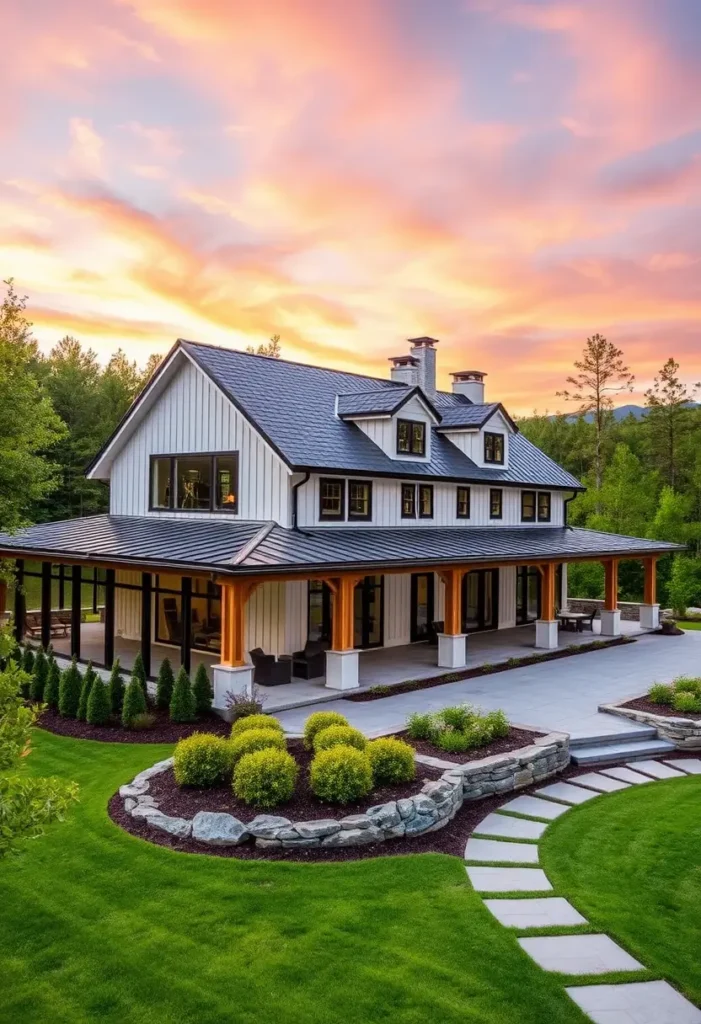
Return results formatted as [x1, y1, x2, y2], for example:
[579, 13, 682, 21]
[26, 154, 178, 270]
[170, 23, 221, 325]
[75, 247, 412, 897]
[451, 370, 486, 404]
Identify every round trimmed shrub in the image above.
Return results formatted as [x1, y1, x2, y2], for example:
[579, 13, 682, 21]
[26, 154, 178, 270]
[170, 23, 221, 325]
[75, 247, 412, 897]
[367, 738, 416, 785]
[174, 733, 234, 787]
[672, 690, 701, 714]
[231, 714, 283, 737]
[648, 682, 674, 705]
[313, 724, 367, 753]
[230, 727, 285, 765]
[303, 710, 349, 750]
[309, 745, 373, 804]
[233, 748, 298, 808]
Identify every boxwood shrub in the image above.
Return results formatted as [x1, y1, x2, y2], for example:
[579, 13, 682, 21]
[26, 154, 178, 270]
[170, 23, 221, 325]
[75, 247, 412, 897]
[230, 727, 286, 765]
[313, 724, 367, 753]
[367, 738, 415, 785]
[231, 713, 283, 737]
[309, 745, 373, 804]
[233, 748, 298, 807]
[174, 733, 235, 787]
[303, 710, 349, 749]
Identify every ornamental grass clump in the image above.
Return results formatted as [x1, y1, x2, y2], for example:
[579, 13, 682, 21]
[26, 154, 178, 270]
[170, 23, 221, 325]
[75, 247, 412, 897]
[367, 738, 415, 785]
[86, 678, 112, 726]
[231, 713, 283, 737]
[169, 667, 196, 723]
[648, 682, 674, 705]
[406, 711, 435, 741]
[303, 710, 349, 749]
[309, 745, 373, 804]
[174, 733, 234, 787]
[58, 658, 82, 718]
[233, 748, 298, 808]
[313, 724, 367, 753]
[230, 727, 286, 765]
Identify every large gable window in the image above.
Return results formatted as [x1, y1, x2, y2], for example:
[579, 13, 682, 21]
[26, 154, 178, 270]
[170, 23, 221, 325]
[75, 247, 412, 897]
[150, 454, 238, 513]
[319, 478, 345, 521]
[484, 432, 505, 465]
[397, 419, 426, 456]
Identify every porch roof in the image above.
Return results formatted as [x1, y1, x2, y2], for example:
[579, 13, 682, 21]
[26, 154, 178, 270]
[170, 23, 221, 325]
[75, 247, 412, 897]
[0, 514, 683, 577]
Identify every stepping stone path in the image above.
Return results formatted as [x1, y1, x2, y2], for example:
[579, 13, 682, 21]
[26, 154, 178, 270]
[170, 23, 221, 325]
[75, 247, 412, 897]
[465, 759, 701, 1023]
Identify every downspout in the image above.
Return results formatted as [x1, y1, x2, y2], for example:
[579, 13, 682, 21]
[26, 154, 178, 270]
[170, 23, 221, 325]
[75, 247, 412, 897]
[563, 491, 578, 528]
[291, 472, 311, 531]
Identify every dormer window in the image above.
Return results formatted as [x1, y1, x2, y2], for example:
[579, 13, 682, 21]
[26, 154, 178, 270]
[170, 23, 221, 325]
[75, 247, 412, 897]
[484, 432, 504, 465]
[397, 419, 426, 456]
[150, 453, 239, 513]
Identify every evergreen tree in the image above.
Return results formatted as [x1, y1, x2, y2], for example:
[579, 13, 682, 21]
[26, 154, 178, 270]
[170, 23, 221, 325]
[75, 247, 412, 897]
[122, 675, 147, 728]
[43, 659, 60, 709]
[76, 662, 96, 720]
[108, 659, 125, 714]
[192, 662, 213, 716]
[58, 658, 82, 718]
[86, 677, 112, 726]
[645, 357, 700, 489]
[131, 651, 148, 701]
[155, 658, 174, 709]
[29, 648, 49, 702]
[169, 667, 196, 723]
[21, 647, 35, 675]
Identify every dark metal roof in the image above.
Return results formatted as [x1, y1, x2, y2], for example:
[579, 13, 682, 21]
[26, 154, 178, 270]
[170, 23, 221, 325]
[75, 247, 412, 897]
[0, 515, 683, 577]
[436, 403, 501, 429]
[336, 386, 441, 421]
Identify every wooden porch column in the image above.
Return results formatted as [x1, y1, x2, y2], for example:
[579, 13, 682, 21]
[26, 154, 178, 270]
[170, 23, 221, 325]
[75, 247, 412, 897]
[535, 563, 558, 649]
[601, 558, 621, 636]
[220, 579, 259, 667]
[323, 573, 362, 690]
[437, 567, 467, 668]
[640, 556, 660, 630]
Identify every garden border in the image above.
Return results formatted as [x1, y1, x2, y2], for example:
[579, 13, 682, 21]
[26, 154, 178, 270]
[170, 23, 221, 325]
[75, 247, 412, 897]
[600, 699, 701, 750]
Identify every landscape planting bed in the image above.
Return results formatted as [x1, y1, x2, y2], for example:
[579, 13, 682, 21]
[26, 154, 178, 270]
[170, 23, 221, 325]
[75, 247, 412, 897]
[39, 706, 231, 743]
[620, 695, 701, 720]
[394, 726, 544, 764]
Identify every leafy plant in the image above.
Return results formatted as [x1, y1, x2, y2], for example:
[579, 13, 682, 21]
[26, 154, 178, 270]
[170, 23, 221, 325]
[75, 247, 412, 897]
[648, 682, 674, 705]
[230, 727, 285, 765]
[672, 690, 701, 714]
[314, 724, 367, 753]
[43, 659, 60, 709]
[368, 685, 391, 696]
[58, 658, 82, 718]
[435, 729, 473, 753]
[76, 662, 96, 721]
[29, 648, 49, 702]
[464, 720, 495, 748]
[481, 662, 494, 673]
[233, 748, 298, 808]
[174, 733, 234, 787]
[674, 676, 701, 696]
[131, 651, 148, 701]
[86, 678, 112, 726]
[108, 660, 125, 714]
[122, 674, 147, 728]
[224, 684, 266, 719]
[303, 710, 349, 750]
[484, 709, 509, 738]
[231, 714, 282, 737]
[192, 662, 213, 716]
[367, 738, 415, 785]
[309, 745, 373, 804]
[406, 712, 435, 741]
[169, 667, 196, 723]
[155, 658, 174, 710]
[130, 712, 157, 731]
[437, 704, 475, 732]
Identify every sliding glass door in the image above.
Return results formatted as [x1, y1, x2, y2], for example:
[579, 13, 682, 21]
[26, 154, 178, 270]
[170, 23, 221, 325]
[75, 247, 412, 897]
[461, 569, 499, 633]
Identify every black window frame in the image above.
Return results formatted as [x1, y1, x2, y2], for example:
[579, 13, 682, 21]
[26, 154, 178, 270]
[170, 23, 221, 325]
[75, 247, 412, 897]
[456, 486, 471, 519]
[521, 490, 536, 522]
[484, 431, 505, 465]
[319, 477, 346, 521]
[489, 488, 503, 520]
[148, 452, 239, 514]
[348, 479, 372, 522]
[396, 419, 426, 456]
[537, 491, 552, 523]
[401, 482, 416, 519]
[418, 484, 434, 519]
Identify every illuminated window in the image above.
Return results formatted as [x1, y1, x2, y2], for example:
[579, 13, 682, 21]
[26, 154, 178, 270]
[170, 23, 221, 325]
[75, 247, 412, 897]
[538, 492, 552, 522]
[401, 483, 416, 518]
[490, 488, 503, 519]
[150, 453, 238, 513]
[457, 486, 470, 519]
[397, 419, 426, 456]
[484, 432, 505, 464]
[521, 490, 536, 522]
[418, 484, 433, 518]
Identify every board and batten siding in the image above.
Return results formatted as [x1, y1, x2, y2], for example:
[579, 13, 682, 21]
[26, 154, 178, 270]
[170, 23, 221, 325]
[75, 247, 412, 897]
[498, 566, 517, 629]
[441, 409, 512, 469]
[110, 358, 291, 523]
[353, 394, 433, 462]
[298, 475, 564, 528]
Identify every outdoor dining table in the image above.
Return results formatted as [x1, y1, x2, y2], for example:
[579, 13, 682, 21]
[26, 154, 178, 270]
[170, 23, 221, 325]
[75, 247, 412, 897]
[557, 611, 589, 632]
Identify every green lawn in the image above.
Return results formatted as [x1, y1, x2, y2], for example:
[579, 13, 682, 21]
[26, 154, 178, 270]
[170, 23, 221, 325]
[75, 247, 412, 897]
[541, 775, 701, 1005]
[0, 731, 587, 1024]
[679, 620, 701, 631]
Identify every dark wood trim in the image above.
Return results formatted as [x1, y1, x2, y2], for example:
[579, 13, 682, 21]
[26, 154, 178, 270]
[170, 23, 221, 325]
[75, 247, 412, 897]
[70, 565, 81, 658]
[418, 483, 434, 519]
[456, 485, 471, 519]
[181, 576, 192, 674]
[41, 562, 52, 649]
[489, 488, 503, 519]
[104, 569, 115, 668]
[410, 572, 435, 642]
[14, 559, 25, 643]
[347, 479, 373, 522]
[58, 564, 65, 609]
[484, 431, 505, 465]
[141, 572, 152, 678]
[521, 490, 536, 522]
[148, 451, 240, 514]
[319, 477, 346, 521]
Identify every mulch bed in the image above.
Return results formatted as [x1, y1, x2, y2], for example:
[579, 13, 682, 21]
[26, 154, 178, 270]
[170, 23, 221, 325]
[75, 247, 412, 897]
[38, 706, 231, 743]
[108, 751, 701, 864]
[620, 696, 701, 721]
[391, 726, 544, 764]
[345, 635, 637, 702]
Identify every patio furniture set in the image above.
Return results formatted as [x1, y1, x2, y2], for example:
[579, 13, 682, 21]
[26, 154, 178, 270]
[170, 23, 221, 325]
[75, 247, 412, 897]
[249, 641, 327, 687]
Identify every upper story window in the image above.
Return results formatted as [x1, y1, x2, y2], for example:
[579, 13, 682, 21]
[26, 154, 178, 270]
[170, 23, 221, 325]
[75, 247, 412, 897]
[521, 490, 536, 522]
[538, 491, 552, 522]
[150, 453, 238, 513]
[418, 484, 434, 519]
[397, 419, 426, 456]
[401, 483, 416, 518]
[348, 480, 372, 521]
[489, 488, 503, 519]
[457, 486, 470, 519]
[484, 432, 505, 464]
[319, 478, 345, 521]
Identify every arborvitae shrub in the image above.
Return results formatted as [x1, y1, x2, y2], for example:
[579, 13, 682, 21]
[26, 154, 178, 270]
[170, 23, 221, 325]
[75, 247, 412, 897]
[174, 733, 234, 787]
[313, 724, 367, 753]
[86, 678, 112, 726]
[366, 738, 416, 785]
[169, 667, 196, 723]
[122, 675, 147, 728]
[230, 728, 285, 765]
[109, 660, 125, 714]
[233, 748, 298, 808]
[30, 648, 49, 702]
[43, 659, 61, 709]
[303, 710, 349, 750]
[155, 658, 174, 709]
[77, 663, 96, 721]
[309, 746, 373, 804]
[192, 662, 213, 716]
[58, 658, 83, 718]
[131, 651, 148, 701]
[230, 714, 283, 737]
[21, 647, 35, 675]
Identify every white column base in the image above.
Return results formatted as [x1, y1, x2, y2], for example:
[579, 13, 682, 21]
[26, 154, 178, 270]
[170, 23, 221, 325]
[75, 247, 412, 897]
[639, 604, 660, 630]
[212, 663, 254, 718]
[600, 609, 621, 636]
[535, 620, 558, 649]
[437, 633, 467, 669]
[324, 649, 360, 690]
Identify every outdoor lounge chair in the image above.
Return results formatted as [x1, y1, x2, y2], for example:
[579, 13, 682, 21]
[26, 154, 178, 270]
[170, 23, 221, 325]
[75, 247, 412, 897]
[249, 647, 292, 686]
[291, 641, 326, 679]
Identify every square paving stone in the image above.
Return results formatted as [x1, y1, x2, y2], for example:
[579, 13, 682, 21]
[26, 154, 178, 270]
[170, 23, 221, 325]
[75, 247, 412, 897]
[600, 766, 653, 785]
[626, 759, 686, 780]
[566, 980, 701, 1023]
[465, 838, 539, 864]
[571, 773, 631, 793]
[484, 897, 587, 929]
[499, 794, 571, 820]
[465, 866, 552, 893]
[664, 758, 701, 775]
[536, 781, 600, 805]
[518, 934, 644, 975]
[473, 812, 547, 841]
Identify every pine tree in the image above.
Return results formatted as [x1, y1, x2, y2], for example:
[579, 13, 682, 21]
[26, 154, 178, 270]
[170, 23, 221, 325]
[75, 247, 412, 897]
[108, 659, 125, 714]
[645, 357, 701, 489]
[86, 677, 112, 726]
[192, 662, 213, 716]
[169, 667, 196, 723]
[131, 651, 148, 701]
[30, 648, 49, 702]
[44, 659, 61, 709]
[122, 675, 147, 728]
[155, 658, 174, 709]
[58, 658, 83, 718]
[77, 662, 96, 720]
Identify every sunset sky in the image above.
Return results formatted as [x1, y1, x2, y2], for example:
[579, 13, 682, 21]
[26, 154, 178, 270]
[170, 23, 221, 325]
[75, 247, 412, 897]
[3, 0, 701, 413]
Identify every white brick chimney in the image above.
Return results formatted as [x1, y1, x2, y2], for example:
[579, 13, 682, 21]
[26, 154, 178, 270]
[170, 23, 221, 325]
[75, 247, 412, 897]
[388, 354, 419, 387]
[408, 336, 438, 396]
[451, 370, 486, 404]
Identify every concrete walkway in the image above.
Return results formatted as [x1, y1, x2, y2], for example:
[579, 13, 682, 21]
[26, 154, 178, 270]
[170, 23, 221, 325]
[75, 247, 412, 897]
[467, 759, 701, 1023]
[275, 631, 701, 739]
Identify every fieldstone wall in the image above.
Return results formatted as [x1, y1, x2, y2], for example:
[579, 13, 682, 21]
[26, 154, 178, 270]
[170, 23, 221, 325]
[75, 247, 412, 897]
[601, 701, 701, 750]
[567, 599, 641, 621]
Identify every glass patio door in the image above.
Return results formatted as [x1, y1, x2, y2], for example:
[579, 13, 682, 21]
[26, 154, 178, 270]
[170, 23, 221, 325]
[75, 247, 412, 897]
[353, 575, 384, 649]
[516, 566, 540, 624]
[410, 573, 435, 642]
[462, 569, 499, 632]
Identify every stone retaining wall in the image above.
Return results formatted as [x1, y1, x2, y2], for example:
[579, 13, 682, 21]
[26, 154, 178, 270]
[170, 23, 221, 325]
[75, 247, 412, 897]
[601, 701, 701, 750]
[568, 599, 642, 621]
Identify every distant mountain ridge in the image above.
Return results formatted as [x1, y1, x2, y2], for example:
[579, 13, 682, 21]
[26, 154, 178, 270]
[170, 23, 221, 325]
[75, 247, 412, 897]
[560, 403, 699, 423]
